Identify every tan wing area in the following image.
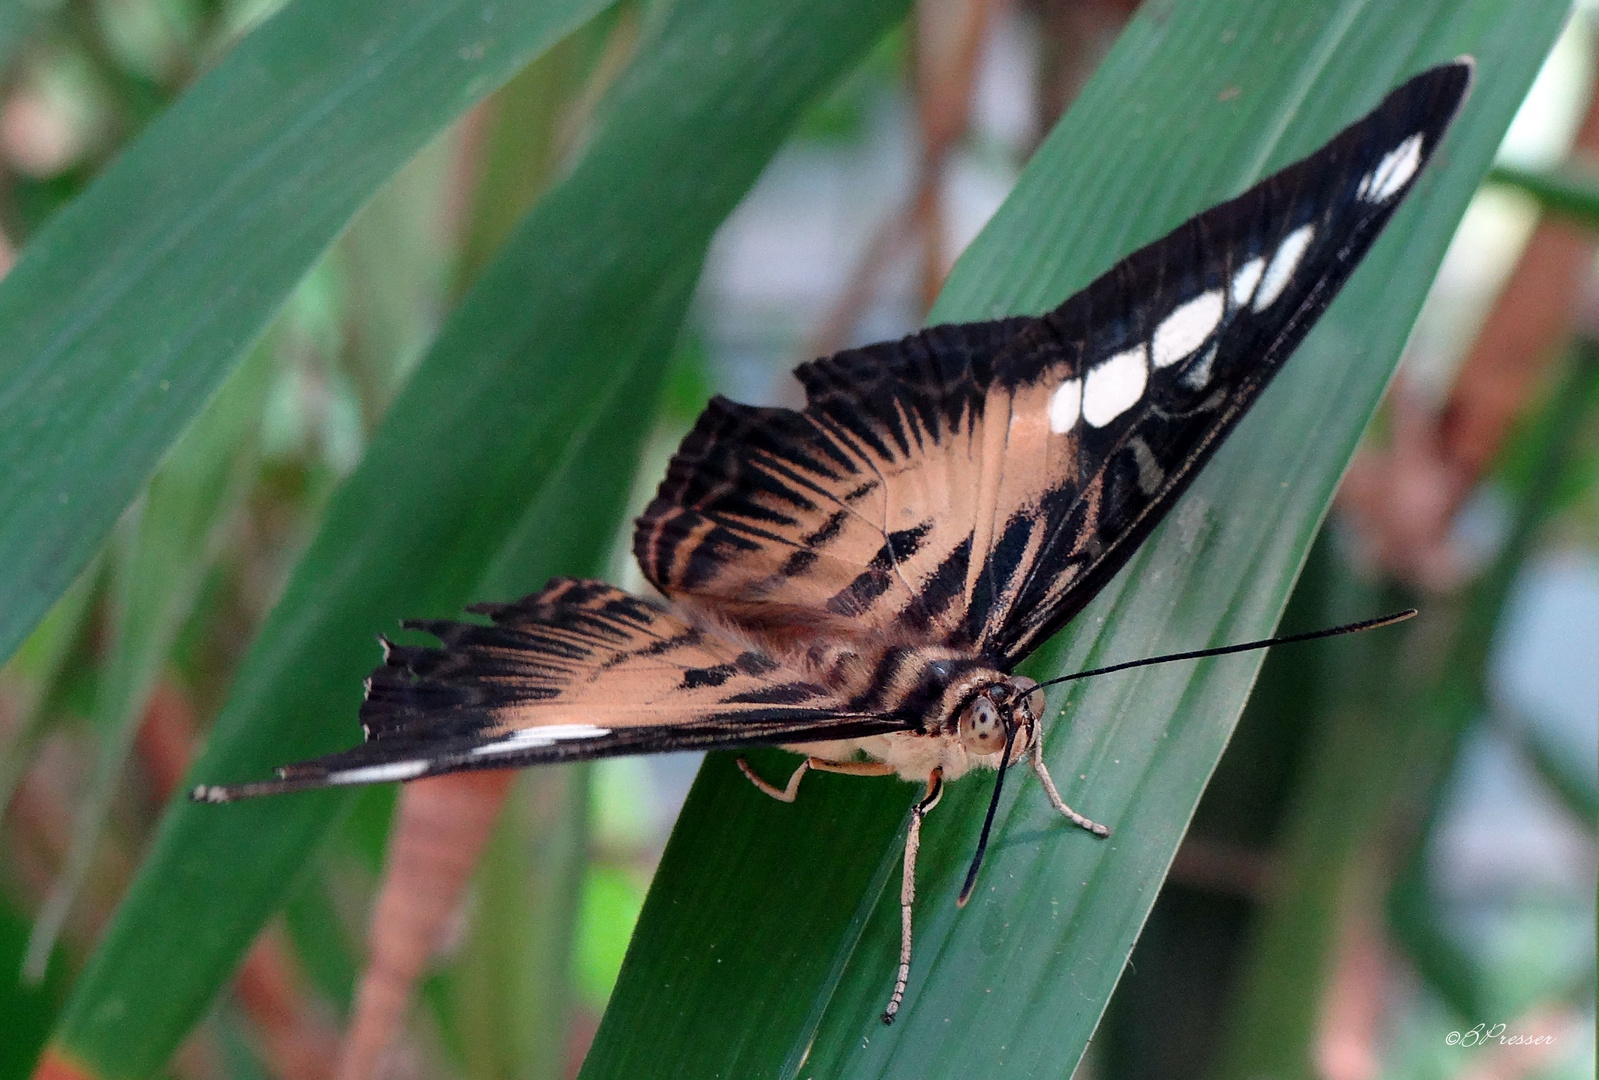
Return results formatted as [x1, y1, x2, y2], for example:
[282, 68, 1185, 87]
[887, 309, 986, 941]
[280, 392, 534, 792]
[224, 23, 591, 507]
[193, 578, 906, 800]
[633, 319, 1041, 648]
[634, 64, 1469, 665]
[361, 577, 857, 735]
[630, 303, 1202, 657]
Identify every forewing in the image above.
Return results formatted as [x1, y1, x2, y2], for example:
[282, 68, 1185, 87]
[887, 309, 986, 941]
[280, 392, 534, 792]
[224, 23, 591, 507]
[971, 60, 1472, 660]
[192, 578, 907, 800]
[634, 62, 1471, 663]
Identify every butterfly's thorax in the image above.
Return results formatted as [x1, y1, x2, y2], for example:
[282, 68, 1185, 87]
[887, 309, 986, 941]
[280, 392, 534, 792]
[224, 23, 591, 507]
[780, 641, 1019, 782]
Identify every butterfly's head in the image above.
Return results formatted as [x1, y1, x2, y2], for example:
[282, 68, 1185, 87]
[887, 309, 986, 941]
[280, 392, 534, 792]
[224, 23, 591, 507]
[957, 676, 1044, 764]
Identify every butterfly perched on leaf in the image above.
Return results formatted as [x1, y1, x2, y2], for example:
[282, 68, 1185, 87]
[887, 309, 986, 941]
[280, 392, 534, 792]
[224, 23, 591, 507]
[195, 61, 1472, 1023]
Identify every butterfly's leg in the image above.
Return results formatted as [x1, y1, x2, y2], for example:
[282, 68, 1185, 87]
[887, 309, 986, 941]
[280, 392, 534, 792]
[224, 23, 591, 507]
[1028, 723, 1110, 837]
[736, 756, 893, 803]
[883, 767, 944, 1025]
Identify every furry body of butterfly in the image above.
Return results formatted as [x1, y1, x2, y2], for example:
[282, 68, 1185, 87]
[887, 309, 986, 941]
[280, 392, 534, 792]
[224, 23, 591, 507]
[194, 61, 1474, 1025]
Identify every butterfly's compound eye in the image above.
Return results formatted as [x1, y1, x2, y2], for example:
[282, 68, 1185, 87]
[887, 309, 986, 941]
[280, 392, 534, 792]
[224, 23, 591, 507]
[958, 693, 1008, 756]
[1008, 676, 1045, 724]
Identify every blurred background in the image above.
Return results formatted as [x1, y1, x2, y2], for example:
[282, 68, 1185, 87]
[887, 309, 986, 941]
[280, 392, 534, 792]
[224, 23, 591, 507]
[0, 0, 1592, 1078]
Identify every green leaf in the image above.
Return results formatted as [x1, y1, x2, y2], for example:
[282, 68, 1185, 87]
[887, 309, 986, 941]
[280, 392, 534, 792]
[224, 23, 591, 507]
[0, 895, 68, 1080]
[1505, 704, 1599, 826]
[1490, 161, 1599, 232]
[0, 0, 612, 671]
[576, 4, 1567, 1079]
[21, 336, 273, 980]
[43, 1, 912, 1076]
[425, 44, 609, 1073]
[1206, 554, 1411, 1080]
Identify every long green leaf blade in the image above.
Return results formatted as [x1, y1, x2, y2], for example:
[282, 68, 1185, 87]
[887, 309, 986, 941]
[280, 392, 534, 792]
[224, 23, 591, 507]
[22, 340, 273, 980]
[43, 1, 912, 1076]
[0, 0, 610, 670]
[578, 4, 1566, 1079]
[1490, 161, 1599, 231]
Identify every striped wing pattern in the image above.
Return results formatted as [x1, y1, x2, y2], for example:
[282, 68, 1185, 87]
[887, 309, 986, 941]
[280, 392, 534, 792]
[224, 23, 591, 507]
[235, 579, 908, 795]
[635, 63, 1470, 666]
[633, 317, 1030, 647]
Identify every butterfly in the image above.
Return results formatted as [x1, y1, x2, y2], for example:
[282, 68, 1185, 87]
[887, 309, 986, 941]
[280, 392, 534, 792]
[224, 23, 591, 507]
[194, 60, 1472, 1023]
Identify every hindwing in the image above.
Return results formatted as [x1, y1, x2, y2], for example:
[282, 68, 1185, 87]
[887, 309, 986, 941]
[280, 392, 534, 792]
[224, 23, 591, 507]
[195, 578, 911, 799]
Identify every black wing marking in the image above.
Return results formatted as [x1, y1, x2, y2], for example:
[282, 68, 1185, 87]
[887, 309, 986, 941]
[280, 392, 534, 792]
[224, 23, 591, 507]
[975, 59, 1474, 660]
[634, 317, 1031, 645]
[191, 578, 911, 801]
[633, 62, 1473, 665]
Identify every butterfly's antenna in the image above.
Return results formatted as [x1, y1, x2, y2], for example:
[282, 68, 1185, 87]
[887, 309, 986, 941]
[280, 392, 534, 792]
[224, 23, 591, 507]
[1032, 609, 1416, 692]
[957, 721, 1018, 908]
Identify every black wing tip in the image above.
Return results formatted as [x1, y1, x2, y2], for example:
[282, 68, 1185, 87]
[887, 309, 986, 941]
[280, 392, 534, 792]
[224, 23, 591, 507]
[1342, 60, 1473, 177]
[1401, 56, 1474, 95]
[190, 752, 441, 802]
[189, 775, 315, 803]
[1425, 54, 1475, 86]
[1394, 57, 1475, 132]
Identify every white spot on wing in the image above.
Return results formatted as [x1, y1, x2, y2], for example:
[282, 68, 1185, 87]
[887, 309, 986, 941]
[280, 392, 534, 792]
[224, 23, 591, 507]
[1358, 133, 1423, 203]
[1049, 377, 1082, 433]
[1152, 289, 1224, 368]
[328, 760, 429, 785]
[1230, 257, 1264, 308]
[1253, 224, 1314, 312]
[470, 723, 612, 756]
[1082, 345, 1148, 427]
